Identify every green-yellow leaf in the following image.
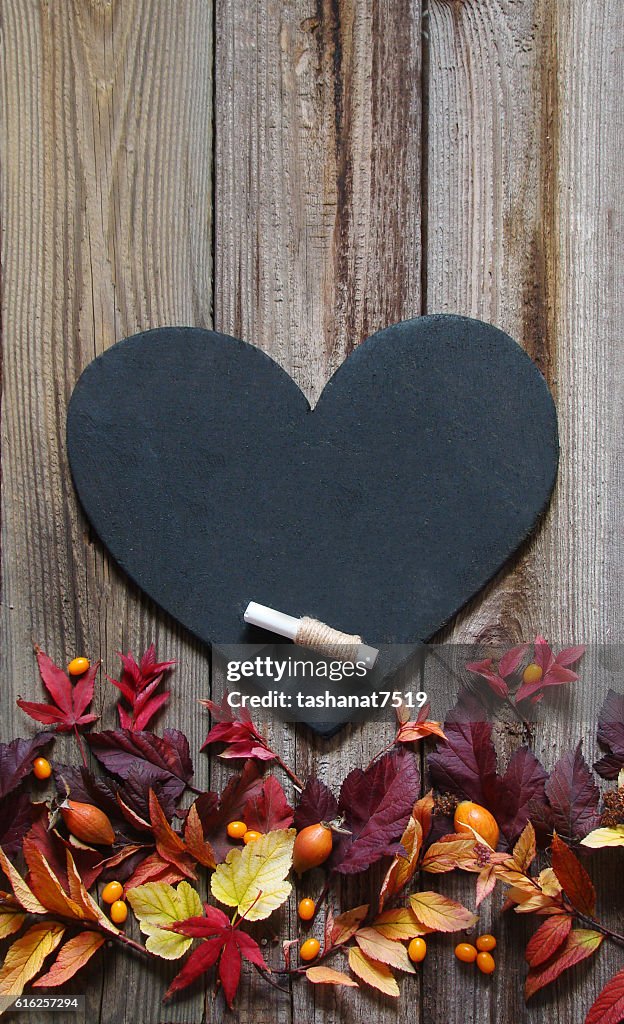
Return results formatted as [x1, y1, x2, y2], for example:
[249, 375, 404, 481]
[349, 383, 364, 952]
[126, 881, 203, 959]
[210, 828, 295, 921]
[0, 922, 65, 997]
[581, 826, 624, 849]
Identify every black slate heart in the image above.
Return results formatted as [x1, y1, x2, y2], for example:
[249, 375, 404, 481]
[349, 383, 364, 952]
[67, 315, 558, 719]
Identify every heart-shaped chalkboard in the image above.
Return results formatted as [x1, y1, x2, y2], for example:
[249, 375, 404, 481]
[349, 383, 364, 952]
[67, 315, 558, 726]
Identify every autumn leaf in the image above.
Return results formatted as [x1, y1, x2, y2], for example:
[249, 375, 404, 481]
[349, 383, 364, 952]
[148, 790, 197, 879]
[531, 743, 600, 843]
[395, 702, 446, 744]
[409, 892, 477, 932]
[244, 775, 293, 833]
[513, 822, 537, 873]
[17, 650, 98, 732]
[581, 826, 624, 849]
[0, 791, 37, 858]
[165, 905, 267, 1005]
[200, 691, 276, 762]
[22, 838, 85, 919]
[475, 865, 497, 907]
[354, 928, 415, 973]
[379, 815, 422, 910]
[333, 750, 420, 874]
[0, 845, 47, 915]
[421, 835, 476, 874]
[348, 946, 399, 997]
[210, 829, 295, 921]
[108, 645, 175, 731]
[123, 851, 190, 890]
[372, 908, 431, 941]
[293, 777, 339, 831]
[0, 901, 26, 941]
[594, 691, 624, 779]
[32, 932, 105, 987]
[515, 638, 585, 704]
[525, 915, 572, 968]
[193, 761, 263, 861]
[0, 922, 65, 997]
[306, 966, 358, 987]
[87, 729, 193, 806]
[585, 967, 624, 1024]
[525, 929, 603, 1000]
[0, 734, 54, 799]
[127, 881, 203, 959]
[550, 832, 596, 916]
[330, 905, 369, 945]
[183, 803, 217, 869]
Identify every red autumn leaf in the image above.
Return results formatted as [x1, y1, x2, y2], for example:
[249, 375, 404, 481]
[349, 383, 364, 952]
[586, 967, 624, 1024]
[200, 692, 276, 762]
[87, 728, 193, 807]
[550, 832, 596, 916]
[32, 931, 105, 987]
[594, 690, 624, 779]
[165, 906, 268, 1004]
[525, 915, 573, 968]
[530, 743, 601, 843]
[525, 929, 603, 1000]
[124, 851, 189, 890]
[465, 658, 510, 699]
[0, 734, 55, 798]
[516, 637, 585, 704]
[395, 702, 446, 744]
[107, 645, 175, 731]
[193, 761, 264, 861]
[17, 650, 99, 732]
[333, 750, 420, 874]
[294, 777, 339, 831]
[244, 775, 293, 832]
[148, 790, 197, 879]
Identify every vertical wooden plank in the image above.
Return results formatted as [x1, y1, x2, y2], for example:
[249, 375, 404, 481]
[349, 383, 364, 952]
[214, 2, 422, 1020]
[425, 0, 624, 1022]
[1, 2, 213, 1022]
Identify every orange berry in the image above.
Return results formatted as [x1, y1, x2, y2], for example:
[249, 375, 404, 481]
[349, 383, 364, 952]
[300, 938, 320, 961]
[32, 757, 52, 780]
[476, 934, 497, 952]
[298, 898, 315, 921]
[102, 881, 124, 904]
[522, 662, 543, 685]
[408, 937, 427, 963]
[243, 830, 262, 844]
[455, 942, 478, 964]
[476, 951, 496, 974]
[68, 657, 90, 676]
[454, 801, 500, 849]
[110, 900, 128, 925]
[293, 823, 333, 873]
[227, 820, 247, 839]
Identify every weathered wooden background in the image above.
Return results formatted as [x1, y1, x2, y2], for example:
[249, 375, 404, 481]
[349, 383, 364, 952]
[1, 1, 622, 1022]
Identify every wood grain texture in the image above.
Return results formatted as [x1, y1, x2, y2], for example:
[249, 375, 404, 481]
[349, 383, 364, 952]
[425, 1, 624, 1021]
[1, 2, 213, 1022]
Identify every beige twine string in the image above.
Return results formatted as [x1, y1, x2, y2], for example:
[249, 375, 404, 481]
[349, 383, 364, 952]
[294, 616, 362, 661]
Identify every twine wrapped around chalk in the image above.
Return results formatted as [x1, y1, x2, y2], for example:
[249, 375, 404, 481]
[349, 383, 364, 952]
[295, 616, 363, 661]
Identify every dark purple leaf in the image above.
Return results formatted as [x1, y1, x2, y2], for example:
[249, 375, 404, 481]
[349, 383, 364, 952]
[531, 743, 600, 843]
[244, 776, 293, 832]
[497, 747, 549, 845]
[594, 690, 624, 779]
[87, 728, 193, 804]
[0, 733, 54, 799]
[195, 761, 263, 861]
[294, 777, 339, 831]
[427, 693, 502, 808]
[0, 790, 35, 855]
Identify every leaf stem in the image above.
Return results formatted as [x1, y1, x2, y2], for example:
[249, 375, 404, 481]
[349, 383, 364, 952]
[74, 725, 88, 768]
[274, 754, 304, 791]
[567, 906, 624, 947]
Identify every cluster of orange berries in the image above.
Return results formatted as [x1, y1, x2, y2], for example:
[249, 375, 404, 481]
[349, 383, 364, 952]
[406, 934, 496, 973]
[101, 881, 128, 925]
[226, 820, 262, 844]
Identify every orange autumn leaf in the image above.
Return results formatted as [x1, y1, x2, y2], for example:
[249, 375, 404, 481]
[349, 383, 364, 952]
[550, 832, 596, 917]
[396, 720, 446, 744]
[412, 791, 435, 838]
[124, 851, 190, 891]
[0, 922, 65, 997]
[513, 822, 537, 873]
[330, 905, 369, 946]
[475, 865, 497, 907]
[372, 908, 432, 941]
[421, 835, 476, 874]
[0, 846, 46, 915]
[348, 946, 399, 997]
[148, 790, 197, 879]
[183, 803, 216, 869]
[525, 929, 603, 1000]
[306, 966, 359, 988]
[64, 850, 118, 934]
[409, 892, 477, 932]
[379, 817, 422, 911]
[22, 839, 84, 920]
[354, 928, 416, 973]
[32, 931, 105, 987]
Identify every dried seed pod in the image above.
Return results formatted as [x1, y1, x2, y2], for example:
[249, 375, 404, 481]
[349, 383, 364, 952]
[60, 800, 115, 845]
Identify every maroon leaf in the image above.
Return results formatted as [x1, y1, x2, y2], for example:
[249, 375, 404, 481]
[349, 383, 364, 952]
[108, 645, 174, 731]
[594, 690, 624, 779]
[244, 776, 293, 832]
[0, 791, 36, 856]
[200, 692, 276, 762]
[294, 777, 339, 831]
[194, 761, 264, 861]
[496, 747, 548, 845]
[333, 750, 420, 874]
[531, 743, 600, 843]
[586, 967, 624, 1024]
[17, 650, 99, 732]
[87, 728, 193, 805]
[525, 916, 573, 968]
[427, 693, 502, 808]
[0, 733, 54, 798]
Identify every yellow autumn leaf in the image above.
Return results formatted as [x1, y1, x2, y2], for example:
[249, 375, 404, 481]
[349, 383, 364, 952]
[355, 927, 416, 973]
[348, 946, 399, 997]
[0, 904, 26, 941]
[372, 908, 431, 941]
[581, 826, 624, 849]
[126, 881, 203, 959]
[306, 966, 359, 987]
[0, 922, 65, 998]
[0, 847, 46, 915]
[409, 891, 478, 932]
[513, 822, 537, 871]
[210, 828, 295, 921]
